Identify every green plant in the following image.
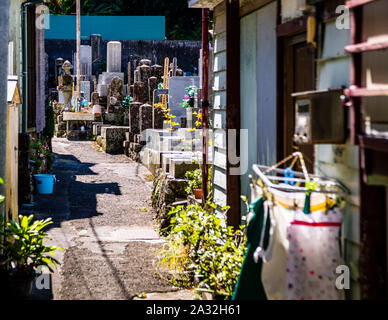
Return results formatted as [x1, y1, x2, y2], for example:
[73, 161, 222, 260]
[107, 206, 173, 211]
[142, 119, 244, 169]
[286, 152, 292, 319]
[184, 166, 213, 196]
[184, 167, 202, 194]
[30, 136, 55, 174]
[123, 95, 133, 108]
[180, 85, 198, 109]
[0, 215, 63, 278]
[157, 201, 246, 299]
[43, 100, 55, 140]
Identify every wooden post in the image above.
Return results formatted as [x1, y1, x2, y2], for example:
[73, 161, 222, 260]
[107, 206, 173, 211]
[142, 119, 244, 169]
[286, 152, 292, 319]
[162, 57, 169, 109]
[76, 0, 81, 103]
[226, 0, 241, 228]
[201, 8, 210, 204]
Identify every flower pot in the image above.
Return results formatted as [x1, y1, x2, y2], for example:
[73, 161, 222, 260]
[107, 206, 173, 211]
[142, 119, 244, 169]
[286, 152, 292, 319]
[193, 188, 203, 199]
[34, 174, 55, 195]
[4, 276, 35, 299]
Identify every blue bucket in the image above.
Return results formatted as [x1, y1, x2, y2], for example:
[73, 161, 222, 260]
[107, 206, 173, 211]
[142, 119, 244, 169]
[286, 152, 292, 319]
[34, 174, 55, 195]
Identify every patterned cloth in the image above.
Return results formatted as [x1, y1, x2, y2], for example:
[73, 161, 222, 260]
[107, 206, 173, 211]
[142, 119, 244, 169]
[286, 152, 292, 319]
[285, 205, 343, 300]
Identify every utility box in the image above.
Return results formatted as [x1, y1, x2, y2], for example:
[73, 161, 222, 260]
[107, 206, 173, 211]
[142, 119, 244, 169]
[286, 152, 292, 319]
[292, 88, 346, 144]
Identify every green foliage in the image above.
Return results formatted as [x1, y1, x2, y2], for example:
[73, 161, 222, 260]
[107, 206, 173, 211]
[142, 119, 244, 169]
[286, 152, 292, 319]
[184, 167, 202, 194]
[184, 166, 212, 196]
[157, 202, 246, 298]
[123, 95, 133, 108]
[30, 136, 55, 174]
[48, 0, 202, 40]
[0, 215, 64, 278]
[180, 85, 198, 109]
[43, 100, 55, 139]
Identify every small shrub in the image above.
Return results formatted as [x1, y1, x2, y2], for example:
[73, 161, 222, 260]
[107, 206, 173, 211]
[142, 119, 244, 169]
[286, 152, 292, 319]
[30, 136, 55, 174]
[157, 201, 246, 299]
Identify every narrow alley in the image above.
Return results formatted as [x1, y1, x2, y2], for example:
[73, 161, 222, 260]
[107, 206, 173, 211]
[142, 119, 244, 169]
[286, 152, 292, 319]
[33, 138, 194, 300]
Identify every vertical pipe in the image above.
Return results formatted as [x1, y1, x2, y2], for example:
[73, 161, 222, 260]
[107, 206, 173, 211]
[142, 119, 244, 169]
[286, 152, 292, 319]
[0, 0, 10, 220]
[201, 8, 210, 204]
[226, 0, 241, 227]
[21, 1, 45, 133]
[76, 0, 81, 103]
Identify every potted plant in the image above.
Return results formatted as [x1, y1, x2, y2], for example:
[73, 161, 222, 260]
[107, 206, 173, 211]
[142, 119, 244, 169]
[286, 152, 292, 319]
[185, 168, 202, 199]
[0, 215, 63, 298]
[30, 136, 55, 175]
[30, 137, 56, 195]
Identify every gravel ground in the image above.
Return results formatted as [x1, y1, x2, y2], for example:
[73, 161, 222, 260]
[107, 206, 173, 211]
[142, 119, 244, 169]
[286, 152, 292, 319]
[33, 138, 196, 300]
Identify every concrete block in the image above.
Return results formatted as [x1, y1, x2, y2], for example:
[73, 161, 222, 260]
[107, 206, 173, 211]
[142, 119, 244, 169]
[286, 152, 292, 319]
[169, 159, 200, 179]
[93, 123, 111, 136]
[101, 126, 129, 154]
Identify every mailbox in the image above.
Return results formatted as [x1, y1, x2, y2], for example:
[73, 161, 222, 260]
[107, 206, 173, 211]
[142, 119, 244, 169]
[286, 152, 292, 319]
[292, 88, 346, 144]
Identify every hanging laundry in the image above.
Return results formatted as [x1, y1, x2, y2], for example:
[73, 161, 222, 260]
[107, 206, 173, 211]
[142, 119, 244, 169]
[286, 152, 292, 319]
[285, 197, 344, 300]
[259, 198, 294, 300]
[232, 197, 269, 300]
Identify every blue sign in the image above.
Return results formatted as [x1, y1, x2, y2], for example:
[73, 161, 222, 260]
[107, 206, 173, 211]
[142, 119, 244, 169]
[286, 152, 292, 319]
[44, 15, 165, 40]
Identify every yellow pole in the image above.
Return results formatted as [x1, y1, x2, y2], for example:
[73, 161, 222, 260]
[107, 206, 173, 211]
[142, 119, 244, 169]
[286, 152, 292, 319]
[162, 57, 169, 110]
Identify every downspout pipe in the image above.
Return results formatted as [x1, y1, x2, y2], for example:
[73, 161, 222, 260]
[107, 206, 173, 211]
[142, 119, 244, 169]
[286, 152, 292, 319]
[21, 0, 45, 134]
[201, 8, 210, 204]
[0, 0, 10, 220]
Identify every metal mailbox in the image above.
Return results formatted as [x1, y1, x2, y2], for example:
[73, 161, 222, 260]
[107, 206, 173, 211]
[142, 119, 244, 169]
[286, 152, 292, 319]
[292, 88, 346, 144]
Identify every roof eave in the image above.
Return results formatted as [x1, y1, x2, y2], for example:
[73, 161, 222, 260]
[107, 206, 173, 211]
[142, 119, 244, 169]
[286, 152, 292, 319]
[188, 0, 224, 9]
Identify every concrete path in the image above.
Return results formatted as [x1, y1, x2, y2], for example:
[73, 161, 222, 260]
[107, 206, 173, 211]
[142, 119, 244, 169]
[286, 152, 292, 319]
[33, 138, 196, 300]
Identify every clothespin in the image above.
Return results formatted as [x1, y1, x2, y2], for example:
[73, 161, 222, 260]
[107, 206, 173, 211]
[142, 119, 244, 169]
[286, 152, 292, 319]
[284, 167, 295, 186]
[303, 181, 316, 214]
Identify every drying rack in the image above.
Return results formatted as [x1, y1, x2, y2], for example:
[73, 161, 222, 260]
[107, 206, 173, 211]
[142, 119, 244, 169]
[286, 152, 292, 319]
[251, 152, 350, 195]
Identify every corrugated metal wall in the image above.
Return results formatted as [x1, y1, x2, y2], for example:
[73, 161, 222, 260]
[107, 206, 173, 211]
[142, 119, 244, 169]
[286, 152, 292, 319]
[240, 1, 277, 209]
[315, 20, 360, 299]
[212, 1, 228, 208]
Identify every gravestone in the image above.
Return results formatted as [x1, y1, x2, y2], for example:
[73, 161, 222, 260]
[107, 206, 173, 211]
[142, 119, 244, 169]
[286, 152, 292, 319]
[153, 105, 165, 129]
[107, 41, 122, 73]
[140, 59, 151, 66]
[97, 84, 108, 96]
[129, 102, 142, 136]
[148, 76, 158, 104]
[127, 62, 131, 85]
[98, 72, 124, 86]
[73, 45, 92, 80]
[134, 69, 140, 83]
[140, 104, 153, 133]
[134, 82, 146, 104]
[151, 64, 163, 84]
[107, 77, 123, 113]
[91, 91, 99, 105]
[90, 34, 101, 62]
[91, 34, 102, 75]
[168, 76, 200, 121]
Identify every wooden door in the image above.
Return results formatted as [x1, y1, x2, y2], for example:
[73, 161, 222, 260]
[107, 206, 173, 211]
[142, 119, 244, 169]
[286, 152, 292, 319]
[6, 103, 19, 222]
[281, 34, 315, 172]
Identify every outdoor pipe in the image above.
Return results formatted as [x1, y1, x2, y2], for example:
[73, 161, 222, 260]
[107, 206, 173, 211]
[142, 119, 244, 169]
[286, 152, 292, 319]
[201, 8, 210, 204]
[21, 0, 46, 133]
[0, 0, 10, 221]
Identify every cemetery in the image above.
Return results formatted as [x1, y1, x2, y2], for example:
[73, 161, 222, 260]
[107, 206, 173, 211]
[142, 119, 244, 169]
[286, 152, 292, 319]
[50, 37, 213, 218]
